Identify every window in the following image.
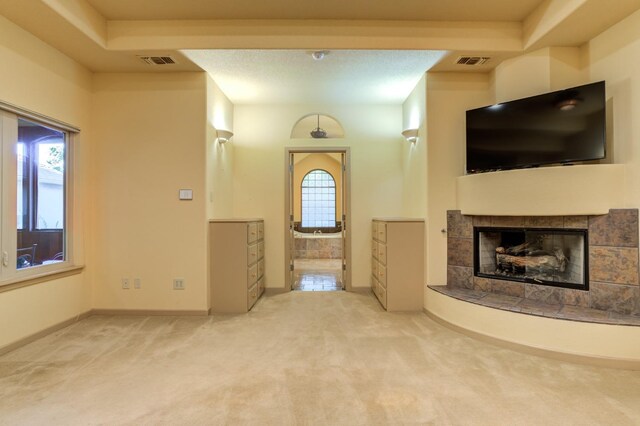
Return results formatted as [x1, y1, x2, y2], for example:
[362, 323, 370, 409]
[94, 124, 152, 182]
[301, 169, 336, 228]
[0, 109, 72, 281]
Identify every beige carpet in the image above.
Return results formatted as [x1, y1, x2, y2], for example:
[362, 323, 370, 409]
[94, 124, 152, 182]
[1, 291, 639, 425]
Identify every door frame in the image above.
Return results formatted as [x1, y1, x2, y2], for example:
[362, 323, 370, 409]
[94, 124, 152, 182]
[284, 147, 352, 291]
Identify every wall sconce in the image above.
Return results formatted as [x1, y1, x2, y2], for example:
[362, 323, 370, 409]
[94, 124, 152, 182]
[402, 128, 419, 143]
[216, 129, 234, 143]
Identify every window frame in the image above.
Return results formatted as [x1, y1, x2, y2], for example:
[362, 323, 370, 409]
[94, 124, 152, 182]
[0, 105, 77, 287]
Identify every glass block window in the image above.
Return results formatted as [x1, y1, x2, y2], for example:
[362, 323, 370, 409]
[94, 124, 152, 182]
[301, 169, 336, 228]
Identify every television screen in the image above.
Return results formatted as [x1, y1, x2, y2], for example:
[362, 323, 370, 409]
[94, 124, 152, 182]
[466, 81, 606, 173]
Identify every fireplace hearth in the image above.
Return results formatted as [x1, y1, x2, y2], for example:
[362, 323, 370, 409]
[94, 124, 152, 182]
[445, 209, 640, 318]
[474, 228, 588, 290]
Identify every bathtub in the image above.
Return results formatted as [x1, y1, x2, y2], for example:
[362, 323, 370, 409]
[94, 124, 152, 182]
[293, 230, 341, 238]
[294, 231, 342, 259]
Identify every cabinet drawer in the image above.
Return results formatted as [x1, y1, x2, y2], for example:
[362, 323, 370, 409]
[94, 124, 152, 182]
[247, 264, 258, 287]
[258, 259, 265, 279]
[258, 241, 265, 260]
[377, 222, 387, 243]
[372, 221, 378, 240]
[247, 222, 259, 244]
[257, 222, 264, 240]
[377, 263, 387, 288]
[372, 257, 378, 277]
[257, 276, 265, 296]
[247, 283, 259, 310]
[377, 281, 387, 309]
[248, 243, 258, 266]
[377, 243, 387, 265]
[371, 240, 378, 259]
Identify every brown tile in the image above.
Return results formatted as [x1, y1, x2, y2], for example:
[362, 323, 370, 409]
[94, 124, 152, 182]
[295, 238, 307, 250]
[435, 286, 485, 300]
[319, 249, 332, 258]
[590, 282, 639, 315]
[589, 209, 639, 247]
[589, 246, 639, 285]
[447, 265, 473, 289]
[517, 299, 562, 316]
[447, 210, 473, 238]
[480, 293, 523, 309]
[330, 247, 342, 259]
[564, 216, 589, 229]
[447, 237, 473, 267]
[473, 277, 492, 292]
[490, 279, 525, 298]
[491, 216, 524, 227]
[523, 216, 564, 228]
[563, 289, 590, 307]
[524, 284, 563, 305]
[606, 312, 640, 326]
[558, 305, 611, 322]
[473, 216, 492, 227]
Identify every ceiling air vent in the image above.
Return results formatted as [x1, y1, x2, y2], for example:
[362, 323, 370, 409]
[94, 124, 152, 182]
[137, 56, 177, 65]
[456, 56, 490, 66]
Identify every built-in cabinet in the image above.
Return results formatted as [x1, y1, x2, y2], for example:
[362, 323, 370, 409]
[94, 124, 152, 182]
[371, 218, 425, 311]
[209, 219, 265, 313]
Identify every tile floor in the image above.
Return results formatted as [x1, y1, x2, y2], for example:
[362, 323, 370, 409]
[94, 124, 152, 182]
[293, 258, 343, 291]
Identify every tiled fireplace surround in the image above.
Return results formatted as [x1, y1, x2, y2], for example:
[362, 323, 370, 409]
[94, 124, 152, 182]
[441, 209, 640, 322]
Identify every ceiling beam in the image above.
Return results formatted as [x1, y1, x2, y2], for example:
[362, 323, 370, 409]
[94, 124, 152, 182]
[106, 20, 523, 52]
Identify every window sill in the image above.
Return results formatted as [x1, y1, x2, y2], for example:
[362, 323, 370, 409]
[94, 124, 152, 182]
[0, 264, 85, 293]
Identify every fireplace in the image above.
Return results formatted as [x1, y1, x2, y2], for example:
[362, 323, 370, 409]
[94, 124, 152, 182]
[474, 227, 588, 290]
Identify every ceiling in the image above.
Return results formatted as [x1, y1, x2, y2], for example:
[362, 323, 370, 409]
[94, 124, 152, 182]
[85, 0, 542, 22]
[2, 0, 640, 104]
[183, 50, 446, 104]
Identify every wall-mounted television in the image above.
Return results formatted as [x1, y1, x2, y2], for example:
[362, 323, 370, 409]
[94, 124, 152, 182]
[465, 81, 606, 174]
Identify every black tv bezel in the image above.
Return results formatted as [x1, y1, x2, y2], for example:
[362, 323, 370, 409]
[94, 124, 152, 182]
[465, 81, 606, 174]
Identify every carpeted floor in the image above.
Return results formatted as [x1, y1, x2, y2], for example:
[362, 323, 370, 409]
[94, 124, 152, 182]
[1, 291, 639, 425]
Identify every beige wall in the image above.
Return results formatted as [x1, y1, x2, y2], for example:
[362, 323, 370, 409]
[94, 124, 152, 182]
[402, 74, 428, 218]
[206, 74, 235, 219]
[292, 153, 343, 223]
[0, 15, 93, 349]
[92, 72, 209, 311]
[587, 8, 640, 209]
[425, 73, 493, 286]
[232, 104, 404, 289]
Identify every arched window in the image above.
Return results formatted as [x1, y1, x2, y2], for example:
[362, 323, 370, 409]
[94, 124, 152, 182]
[301, 169, 336, 228]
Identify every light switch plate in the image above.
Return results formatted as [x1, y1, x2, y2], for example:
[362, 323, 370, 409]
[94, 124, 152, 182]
[179, 189, 193, 200]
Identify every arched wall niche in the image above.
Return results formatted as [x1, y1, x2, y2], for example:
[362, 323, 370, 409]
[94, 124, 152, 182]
[290, 113, 345, 139]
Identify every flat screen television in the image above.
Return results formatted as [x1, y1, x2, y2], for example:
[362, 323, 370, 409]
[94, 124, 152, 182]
[465, 81, 606, 173]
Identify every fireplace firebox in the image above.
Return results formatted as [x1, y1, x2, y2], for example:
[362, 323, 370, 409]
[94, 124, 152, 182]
[474, 227, 588, 290]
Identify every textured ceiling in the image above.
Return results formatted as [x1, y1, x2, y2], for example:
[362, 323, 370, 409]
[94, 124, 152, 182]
[183, 50, 446, 104]
[86, 0, 543, 21]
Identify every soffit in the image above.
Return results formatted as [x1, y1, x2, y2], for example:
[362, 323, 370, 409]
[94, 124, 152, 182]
[85, 0, 543, 22]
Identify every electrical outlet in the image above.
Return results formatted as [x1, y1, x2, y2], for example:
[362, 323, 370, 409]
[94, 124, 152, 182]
[134, 278, 141, 289]
[122, 278, 130, 289]
[173, 278, 185, 290]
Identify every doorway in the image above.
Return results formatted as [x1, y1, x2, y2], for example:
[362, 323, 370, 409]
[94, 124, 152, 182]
[284, 147, 351, 291]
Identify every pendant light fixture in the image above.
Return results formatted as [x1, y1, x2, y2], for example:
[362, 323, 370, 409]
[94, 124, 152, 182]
[310, 114, 327, 139]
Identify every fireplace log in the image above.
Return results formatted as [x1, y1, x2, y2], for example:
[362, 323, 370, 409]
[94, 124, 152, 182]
[501, 240, 544, 256]
[496, 248, 567, 273]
